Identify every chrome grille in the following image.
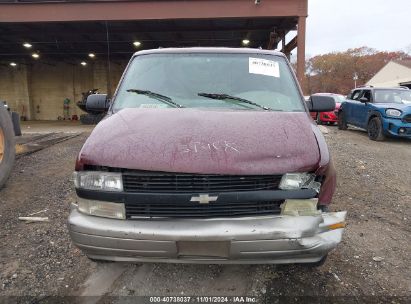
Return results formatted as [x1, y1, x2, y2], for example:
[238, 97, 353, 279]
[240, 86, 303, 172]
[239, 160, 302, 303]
[122, 171, 282, 193]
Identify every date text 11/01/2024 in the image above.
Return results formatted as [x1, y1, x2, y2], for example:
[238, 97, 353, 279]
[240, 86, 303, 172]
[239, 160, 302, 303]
[149, 296, 257, 303]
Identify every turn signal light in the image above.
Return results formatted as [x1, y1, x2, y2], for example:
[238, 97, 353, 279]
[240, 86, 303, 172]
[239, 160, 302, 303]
[327, 222, 346, 230]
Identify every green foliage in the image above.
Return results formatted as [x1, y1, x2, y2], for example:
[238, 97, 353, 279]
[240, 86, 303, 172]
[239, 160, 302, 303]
[304, 47, 410, 95]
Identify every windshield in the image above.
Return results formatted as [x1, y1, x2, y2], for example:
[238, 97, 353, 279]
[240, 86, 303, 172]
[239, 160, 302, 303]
[374, 89, 411, 104]
[113, 53, 304, 112]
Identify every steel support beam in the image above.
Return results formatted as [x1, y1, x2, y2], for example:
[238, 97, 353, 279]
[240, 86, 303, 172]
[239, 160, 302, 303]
[267, 30, 287, 50]
[267, 32, 278, 50]
[0, 0, 308, 23]
[281, 36, 297, 58]
[296, 16, 306, 88]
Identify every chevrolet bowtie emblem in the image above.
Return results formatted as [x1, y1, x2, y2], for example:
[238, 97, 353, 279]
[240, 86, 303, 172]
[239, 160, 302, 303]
[190, 194, 218, 204]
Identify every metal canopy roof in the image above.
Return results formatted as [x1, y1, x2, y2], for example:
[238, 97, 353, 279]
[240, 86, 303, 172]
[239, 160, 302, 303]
[0, 0, 307, 83]
[0, 17, 297, 62]
[0, 0, 307, 22]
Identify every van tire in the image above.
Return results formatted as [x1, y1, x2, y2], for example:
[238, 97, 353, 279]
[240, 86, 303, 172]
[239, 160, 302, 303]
[367, 117, 385, 141]
[0, 107, 16, 188]
[338, 111, 348, 130]
[11, 112, 22, 136]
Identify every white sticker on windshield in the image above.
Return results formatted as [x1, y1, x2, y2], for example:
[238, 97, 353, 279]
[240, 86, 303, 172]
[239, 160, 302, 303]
[139, 104, 168, 108]
[249, 57, 280, 77]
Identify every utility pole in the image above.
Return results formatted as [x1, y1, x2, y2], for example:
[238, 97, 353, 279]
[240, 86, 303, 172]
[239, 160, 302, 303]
[353, 72, 358, 88]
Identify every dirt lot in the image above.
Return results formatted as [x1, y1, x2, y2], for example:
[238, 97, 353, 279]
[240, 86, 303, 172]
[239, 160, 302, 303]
[0, 126, 410, 303]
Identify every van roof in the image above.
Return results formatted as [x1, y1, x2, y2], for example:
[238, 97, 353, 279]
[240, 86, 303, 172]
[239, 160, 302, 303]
[132, 47, 286, 57]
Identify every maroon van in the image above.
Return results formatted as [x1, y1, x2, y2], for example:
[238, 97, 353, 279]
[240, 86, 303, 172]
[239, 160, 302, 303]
[69, 48, 346, 265]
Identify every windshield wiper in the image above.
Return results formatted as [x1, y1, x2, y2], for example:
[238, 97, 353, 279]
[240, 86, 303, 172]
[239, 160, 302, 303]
[127, 89, 184, 108]
[198, 93, 271, 111]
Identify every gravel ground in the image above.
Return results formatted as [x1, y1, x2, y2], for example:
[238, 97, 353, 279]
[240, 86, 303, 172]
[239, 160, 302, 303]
[0, 134, 95, 300]
[0, 127, 410, 303]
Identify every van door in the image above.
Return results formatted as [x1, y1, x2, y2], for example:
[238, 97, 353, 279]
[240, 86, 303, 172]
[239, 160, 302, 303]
[354, 89, 373, 128]
[345, 89, 362, 126]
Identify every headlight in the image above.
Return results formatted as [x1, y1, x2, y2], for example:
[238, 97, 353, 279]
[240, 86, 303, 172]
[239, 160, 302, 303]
[78, 198, 125, 219]
[279, 173, 321, 192]
[281, 199, 321, 216]
[386, 109, 402, 117]
[73, 171, 123, 192]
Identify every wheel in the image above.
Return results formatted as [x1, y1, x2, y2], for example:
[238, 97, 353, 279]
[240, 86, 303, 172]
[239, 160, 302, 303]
[316, 113, 322, 125]
[11, 112, 21, 136]
[0, 106, 16, 188]
[338, 111, 348, 130]
[367, 117, 386, 141]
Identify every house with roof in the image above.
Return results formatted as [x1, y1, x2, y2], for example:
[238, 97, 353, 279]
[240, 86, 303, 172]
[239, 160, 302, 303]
[367, 60, 411, 89]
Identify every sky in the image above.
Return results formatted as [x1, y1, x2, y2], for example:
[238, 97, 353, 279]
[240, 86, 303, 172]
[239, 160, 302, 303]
[302, 0, 411, 57]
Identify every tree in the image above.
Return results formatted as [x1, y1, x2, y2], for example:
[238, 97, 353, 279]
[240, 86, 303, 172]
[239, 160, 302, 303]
[303, 47, 410, 95]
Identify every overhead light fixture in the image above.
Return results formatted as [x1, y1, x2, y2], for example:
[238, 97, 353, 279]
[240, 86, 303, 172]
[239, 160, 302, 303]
[32, 53, 40, 59]
[23, 42, 32, 48]
[88, 53, 95, 58]
[10, 62, 17, 67]
[133, 41, 141, 47]
[81, 61, 87, 66]
[242, 39, 250, 46]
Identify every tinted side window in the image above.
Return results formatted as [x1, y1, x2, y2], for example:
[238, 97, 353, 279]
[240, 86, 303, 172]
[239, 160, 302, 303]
[362, 90, 372, 102]
[351, 90, 362, 100]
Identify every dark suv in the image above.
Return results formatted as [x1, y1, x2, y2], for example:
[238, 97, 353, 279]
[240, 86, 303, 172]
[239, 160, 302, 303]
[338, 87, 411, 140]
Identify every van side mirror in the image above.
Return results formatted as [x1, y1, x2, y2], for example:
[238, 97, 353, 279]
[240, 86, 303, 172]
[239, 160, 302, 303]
[307, 95, 336, 112]
[359, 97, 369, 103]
[86, 94, 109, 113]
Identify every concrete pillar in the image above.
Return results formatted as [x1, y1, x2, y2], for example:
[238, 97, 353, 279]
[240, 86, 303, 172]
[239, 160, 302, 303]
[25, 65, 34, 120]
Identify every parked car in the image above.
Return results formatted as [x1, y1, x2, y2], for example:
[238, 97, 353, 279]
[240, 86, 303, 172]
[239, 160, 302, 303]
[338, 87, 411, 141]
[68, 47, 346, 265]
[309, 93, 345, 125]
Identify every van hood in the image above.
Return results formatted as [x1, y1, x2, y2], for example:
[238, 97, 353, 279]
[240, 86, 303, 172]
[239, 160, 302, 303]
[78, 108, 322, 175]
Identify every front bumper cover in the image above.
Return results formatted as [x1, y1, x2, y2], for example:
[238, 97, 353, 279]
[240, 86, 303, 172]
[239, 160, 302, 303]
[383, 117, 411, 138]
[68, 206, 347, 264]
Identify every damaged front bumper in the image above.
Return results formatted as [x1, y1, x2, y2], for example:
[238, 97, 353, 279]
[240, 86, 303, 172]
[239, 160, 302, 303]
[68, 207, 347, 264]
